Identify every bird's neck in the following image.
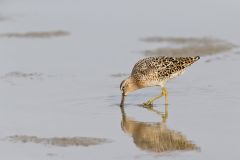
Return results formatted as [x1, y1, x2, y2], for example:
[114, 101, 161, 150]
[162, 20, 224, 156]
[127, 76, 141, 92]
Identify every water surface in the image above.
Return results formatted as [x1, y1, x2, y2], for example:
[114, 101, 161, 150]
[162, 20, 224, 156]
[0, 0, 240, 160]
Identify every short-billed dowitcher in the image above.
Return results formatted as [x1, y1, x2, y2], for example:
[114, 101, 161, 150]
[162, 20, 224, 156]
[120, 56, 200, 106]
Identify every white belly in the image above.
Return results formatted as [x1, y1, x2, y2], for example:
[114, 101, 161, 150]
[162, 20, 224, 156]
[146, 80, 167, 88]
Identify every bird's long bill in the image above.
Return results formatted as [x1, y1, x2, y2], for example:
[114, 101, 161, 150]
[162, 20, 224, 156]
[120, 93, 125, 107]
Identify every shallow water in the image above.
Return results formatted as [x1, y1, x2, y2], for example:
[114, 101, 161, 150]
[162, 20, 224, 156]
[1, 0, 240, 160]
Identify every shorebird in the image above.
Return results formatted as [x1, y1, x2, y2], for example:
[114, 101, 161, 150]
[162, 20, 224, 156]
[120, 56, 200, 106]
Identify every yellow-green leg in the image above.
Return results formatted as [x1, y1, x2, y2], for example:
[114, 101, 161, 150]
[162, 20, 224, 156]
[142, 103, 169, 123]
[143, 87, 168, 106]
[162, 104, 168, 123]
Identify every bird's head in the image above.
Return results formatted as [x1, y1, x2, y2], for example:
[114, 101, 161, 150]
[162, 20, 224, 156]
[120, 77, 139, 96]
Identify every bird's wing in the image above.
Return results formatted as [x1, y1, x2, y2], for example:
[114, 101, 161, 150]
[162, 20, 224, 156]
[154, 57, 200, 79]
[131, 56, 199, 80]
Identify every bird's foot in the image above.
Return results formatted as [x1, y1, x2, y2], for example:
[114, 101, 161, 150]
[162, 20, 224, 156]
[143, 100, 154, 107]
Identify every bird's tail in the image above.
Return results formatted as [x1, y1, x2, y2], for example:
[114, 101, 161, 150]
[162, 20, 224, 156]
[180, 56, 200, 67]
[194, 56, 200, 61]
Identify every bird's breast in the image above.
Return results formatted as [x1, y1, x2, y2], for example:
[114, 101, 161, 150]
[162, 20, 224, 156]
[136, 79, 166, 88]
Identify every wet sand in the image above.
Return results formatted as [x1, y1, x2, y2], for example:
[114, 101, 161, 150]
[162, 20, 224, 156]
[1, 72, 43, 79]
[0, 30, 70, 38]
[141, 37, 236, 57]
[8, 135, 111, 147]
[1, 0, 240, 160]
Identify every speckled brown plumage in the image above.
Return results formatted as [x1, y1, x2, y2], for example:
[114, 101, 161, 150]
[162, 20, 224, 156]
[131, 56, 200, 88]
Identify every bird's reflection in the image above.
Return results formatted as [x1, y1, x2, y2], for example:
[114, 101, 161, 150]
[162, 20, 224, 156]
[120, 104, 199, 153]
